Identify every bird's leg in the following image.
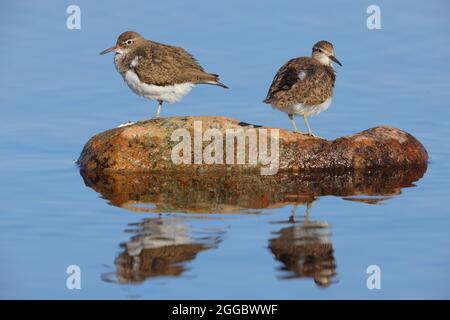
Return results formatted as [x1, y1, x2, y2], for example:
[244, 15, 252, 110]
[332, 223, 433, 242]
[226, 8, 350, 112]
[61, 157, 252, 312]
[288, 114, 300, 133]
[302, 112, 314, 136]
[289, 205, 298, 223]
[302, 113, 324, 139]
[155, 100, 163, 118]
[304, 201, 312, 226]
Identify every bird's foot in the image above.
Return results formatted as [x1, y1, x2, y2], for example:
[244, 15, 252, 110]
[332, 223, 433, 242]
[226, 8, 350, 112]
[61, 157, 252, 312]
[305, 132, 324, 139]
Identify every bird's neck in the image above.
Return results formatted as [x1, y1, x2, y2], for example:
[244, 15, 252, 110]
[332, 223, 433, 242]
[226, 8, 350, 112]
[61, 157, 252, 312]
[312, 52, 332, 67]
[114, 52, 134, 75]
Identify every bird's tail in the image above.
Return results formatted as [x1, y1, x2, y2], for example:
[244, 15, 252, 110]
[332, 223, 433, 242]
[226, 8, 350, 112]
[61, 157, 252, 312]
[200, 73, 229, 89]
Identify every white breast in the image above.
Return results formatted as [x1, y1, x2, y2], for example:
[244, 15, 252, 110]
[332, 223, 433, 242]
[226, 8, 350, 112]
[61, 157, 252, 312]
[271, 98, 333, 116]
[114, 53, 194, 104]
[123, 70, 194, 104]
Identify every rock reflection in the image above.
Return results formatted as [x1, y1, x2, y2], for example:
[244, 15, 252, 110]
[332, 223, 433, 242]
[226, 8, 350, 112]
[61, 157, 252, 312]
[80, 165, 427, 213]
[269, 202, 336, 287]
[84, 166, 427, 285]
[104, 217, 222, 284]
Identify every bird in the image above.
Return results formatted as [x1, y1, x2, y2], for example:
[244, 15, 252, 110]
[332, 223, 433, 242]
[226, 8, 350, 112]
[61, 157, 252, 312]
[100, 31, 228, 118]
[263, 40, 342, 137]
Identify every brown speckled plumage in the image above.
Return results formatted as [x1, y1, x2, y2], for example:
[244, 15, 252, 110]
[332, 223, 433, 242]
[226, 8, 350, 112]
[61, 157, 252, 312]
[114, 31, 226, 87]
[264, 57, 336, 107]
[263, 40, 341, 135]
[100, 31, 228, 117]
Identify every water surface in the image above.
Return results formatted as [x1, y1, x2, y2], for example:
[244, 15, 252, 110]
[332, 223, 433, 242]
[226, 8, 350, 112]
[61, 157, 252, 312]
[1, 0, 450, 299]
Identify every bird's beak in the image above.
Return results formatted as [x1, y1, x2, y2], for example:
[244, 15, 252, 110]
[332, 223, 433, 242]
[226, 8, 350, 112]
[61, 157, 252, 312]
[330, 55, 342, 66]
[100, 46, 117, 55]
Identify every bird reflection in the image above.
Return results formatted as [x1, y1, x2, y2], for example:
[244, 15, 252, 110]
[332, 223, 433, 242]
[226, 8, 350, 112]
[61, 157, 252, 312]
[269, 201, 337, 287]
[103, 217, 223, 284]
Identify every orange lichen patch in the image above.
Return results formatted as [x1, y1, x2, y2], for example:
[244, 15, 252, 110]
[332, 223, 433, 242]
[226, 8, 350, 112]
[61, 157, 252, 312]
[119, 125, 151, 139]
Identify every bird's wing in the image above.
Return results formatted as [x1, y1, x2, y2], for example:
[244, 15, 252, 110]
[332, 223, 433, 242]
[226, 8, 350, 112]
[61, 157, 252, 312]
[264, 57, 335, 106]
[133, 42, 214, 86]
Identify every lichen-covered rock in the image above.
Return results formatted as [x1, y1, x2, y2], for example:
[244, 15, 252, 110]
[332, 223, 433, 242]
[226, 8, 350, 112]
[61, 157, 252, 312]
[78, 116, 428, 172]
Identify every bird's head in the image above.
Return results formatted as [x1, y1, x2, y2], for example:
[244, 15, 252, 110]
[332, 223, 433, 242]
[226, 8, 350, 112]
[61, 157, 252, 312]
[311, 40, 342, 67]
[100, 31, 144, 55]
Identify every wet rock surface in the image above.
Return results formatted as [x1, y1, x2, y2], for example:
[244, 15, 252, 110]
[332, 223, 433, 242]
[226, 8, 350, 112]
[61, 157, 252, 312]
[78, 116, 428, 172]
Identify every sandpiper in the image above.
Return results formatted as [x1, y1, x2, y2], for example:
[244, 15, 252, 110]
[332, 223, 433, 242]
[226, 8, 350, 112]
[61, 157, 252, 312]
[100, 31, 228, 117]
[263, 40, 342, 136]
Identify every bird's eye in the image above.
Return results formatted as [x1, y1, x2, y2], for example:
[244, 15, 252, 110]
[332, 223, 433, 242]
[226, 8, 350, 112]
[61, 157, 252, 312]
[125, 40, 133, 45]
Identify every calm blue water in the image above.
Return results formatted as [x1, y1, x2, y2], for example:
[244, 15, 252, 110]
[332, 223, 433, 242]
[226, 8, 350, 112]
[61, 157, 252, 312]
[1, 0, 450, 299]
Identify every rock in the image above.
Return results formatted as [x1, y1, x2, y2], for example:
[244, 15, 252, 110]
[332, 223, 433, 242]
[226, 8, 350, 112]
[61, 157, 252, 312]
[80, 165, 427, 213]
[78, 116, 428, 173]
